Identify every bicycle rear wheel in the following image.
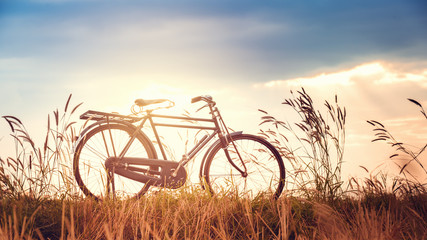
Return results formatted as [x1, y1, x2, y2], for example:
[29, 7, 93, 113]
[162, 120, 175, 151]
[203, 134, 285, 199]
[73, 123, 157, 200]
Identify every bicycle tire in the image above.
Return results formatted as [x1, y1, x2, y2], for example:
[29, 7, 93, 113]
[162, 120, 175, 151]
[203, 134, 285, 199]
[73, 123, 157, 200]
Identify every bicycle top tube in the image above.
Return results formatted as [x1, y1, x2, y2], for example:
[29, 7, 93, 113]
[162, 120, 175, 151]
[131, 95, 215, 114]
[130, 95, 221, 125]
[80, 95, 223, 130]
[138, 96, 218, 129]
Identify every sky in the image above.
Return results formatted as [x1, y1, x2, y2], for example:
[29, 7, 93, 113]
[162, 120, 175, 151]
[1, 0, 427, 183]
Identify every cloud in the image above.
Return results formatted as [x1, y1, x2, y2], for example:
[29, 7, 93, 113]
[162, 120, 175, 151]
[2, 0, 427, 83]
[259, 62, 427, 88]
[261, 63, 382, 87]
[255, 61, 427, 122]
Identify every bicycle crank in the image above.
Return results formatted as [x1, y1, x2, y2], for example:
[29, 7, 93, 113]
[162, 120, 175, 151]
[105, 157, 187, 189]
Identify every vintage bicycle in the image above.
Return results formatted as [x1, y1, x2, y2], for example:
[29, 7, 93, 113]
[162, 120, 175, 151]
[73, 95, 285, 200]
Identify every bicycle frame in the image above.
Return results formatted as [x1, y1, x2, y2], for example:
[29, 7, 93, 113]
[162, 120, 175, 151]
[132, 109, 247, 179]
[119, 111, 221, 169]
[75, 98, 248, 189]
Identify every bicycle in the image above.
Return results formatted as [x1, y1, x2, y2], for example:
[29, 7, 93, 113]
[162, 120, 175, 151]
[73, 95, 286, 200]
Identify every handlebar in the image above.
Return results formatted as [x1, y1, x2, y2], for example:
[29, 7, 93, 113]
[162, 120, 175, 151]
[191, 95, 216, 113]
[191, 95, 213, 104]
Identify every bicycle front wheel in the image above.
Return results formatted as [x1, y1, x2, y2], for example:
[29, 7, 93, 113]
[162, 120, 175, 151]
[73, 123, 157, 200]
[203, 134, 285, 199]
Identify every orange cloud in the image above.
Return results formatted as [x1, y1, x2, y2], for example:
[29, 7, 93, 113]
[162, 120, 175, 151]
[260, 62, 427, 88]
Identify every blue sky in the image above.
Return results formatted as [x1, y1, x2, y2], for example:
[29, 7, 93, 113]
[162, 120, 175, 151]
[1, 0, 427, 180]
[2, 0, 426, 81]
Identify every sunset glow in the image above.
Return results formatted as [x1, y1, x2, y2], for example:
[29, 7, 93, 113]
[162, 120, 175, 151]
[1, 0, 426, 184]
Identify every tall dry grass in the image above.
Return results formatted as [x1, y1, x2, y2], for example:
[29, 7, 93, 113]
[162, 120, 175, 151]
[342, 98, 427, 204]
[0, 188, 426, 239]
[367, 98, 427, 185]
[0, 94, 82, 200]
[259, 88, 346, 202]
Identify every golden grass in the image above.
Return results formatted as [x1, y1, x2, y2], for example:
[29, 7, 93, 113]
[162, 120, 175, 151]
[0, 188, 426, 239]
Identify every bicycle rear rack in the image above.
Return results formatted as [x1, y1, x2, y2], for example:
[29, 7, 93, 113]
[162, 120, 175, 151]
[80, 110, 141, 123]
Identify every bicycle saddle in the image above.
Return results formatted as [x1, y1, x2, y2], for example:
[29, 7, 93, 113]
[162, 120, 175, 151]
[134, 99, 170, 107]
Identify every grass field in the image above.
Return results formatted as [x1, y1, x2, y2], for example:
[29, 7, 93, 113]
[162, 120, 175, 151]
[1, 91, 426, 239]
[1, 187, 426, 239]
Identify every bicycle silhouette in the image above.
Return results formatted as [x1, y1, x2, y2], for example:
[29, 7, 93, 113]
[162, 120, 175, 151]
[73, 95, 285, 200]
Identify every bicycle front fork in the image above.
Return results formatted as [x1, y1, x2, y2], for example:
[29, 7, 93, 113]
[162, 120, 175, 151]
[222, 146, 248, 177]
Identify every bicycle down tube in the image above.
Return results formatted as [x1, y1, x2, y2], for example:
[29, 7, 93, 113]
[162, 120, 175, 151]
[117, 111, 219, 166]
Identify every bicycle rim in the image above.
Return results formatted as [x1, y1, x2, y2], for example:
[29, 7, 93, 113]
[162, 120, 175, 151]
[74, 124, 155, 200]
[204, 134, 285, 199]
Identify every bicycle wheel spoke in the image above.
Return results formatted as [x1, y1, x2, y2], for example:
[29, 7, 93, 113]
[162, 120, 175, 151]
[74, 124, 155, 200]
[108, 126, 118, 157]
[209, 174, 242, 177]
[84, 141, 108, 160]
[98, 130, 109, 158]
[205, 134, 285, 199]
